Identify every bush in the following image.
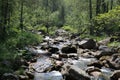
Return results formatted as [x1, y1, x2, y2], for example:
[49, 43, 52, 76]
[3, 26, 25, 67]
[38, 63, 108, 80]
[92, 6, 120, 36]
[5, 31, 43, 49]
[62, 25, 77, 33]
[17, 31, 43, 48]
[0, 31, 43, 75]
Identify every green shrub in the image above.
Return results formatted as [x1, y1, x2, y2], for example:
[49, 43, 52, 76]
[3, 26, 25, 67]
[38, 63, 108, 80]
[108, 41, 120, 47]
[62, 25, 77, 33]
[92, 6, 120, 36]
[17, 31, 43, 48]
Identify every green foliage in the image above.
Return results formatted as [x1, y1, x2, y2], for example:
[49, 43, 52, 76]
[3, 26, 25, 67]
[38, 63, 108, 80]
[92, 6, 120, 35]
[35, 26, 47, 33]
[0, 30, 43, 74]
[17, 31, 43, 48]
[4, 31, 43, 49]
[62, 25, 77, 33]
[108, 41, 120, 47]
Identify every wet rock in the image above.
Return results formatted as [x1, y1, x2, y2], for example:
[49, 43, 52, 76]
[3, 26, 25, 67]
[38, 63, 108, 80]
[30, 58, 37, 63]
[43, 36, 53, 42]
[94, 50, 114, 59]
[86, 67, 110, 80]
[86, 67, 101, 76]
[31, 57, 52, 73]
[55, 36, 64, 42]
[99, 45, 116, 53]
[41, 43, 50, 50]
[26, 71, 34, 79]
[111, 54, 120, 62]
[63, 64, 91, 80]
[19, 75, 29, 80]
[59, 54, 68, 58]
[99, 56, 111, 61]
[61, 46, 77, 53]
[48, 47, 59, 53]
[81, 51, 95, 58]
[110, 70, 120, 80]
[88, 61, 103, 68]
[55, 29, 68, 36]
[37, 30, 46, 35]
[70, 33, 80, 39]
[49, 61, 64, 71]
[2, 73, 19, 80]
[77, 48, 85, 56]
[78, 38, 96, 49]
[34, 71, 63, 80]
[98, 37, 112, 46]
[97, 54, 120, 69]
[109, 62, 120, 70]
[51, 54, 61, 60]
[55, 61, 64, 67]
[117, 47, 120, 53]
[67, 53, 78, 58]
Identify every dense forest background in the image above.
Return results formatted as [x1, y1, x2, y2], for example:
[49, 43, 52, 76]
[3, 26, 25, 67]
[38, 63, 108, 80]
[0, 0, 120, 76]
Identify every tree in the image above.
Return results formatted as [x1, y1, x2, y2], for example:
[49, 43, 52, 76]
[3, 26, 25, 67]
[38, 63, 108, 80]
[101, 0, 107, 13]
[89, 0, 92, 19]
[20, 0, 24, 30]
[96, 0, 101, 15]
[0, 0, 14, 40]
[110, 0, 113, 9]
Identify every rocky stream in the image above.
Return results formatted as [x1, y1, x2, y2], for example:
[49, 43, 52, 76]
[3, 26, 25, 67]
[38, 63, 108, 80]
[1, 29, 120, 80]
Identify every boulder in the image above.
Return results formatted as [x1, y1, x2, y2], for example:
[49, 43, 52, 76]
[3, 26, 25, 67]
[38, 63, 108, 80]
[62, 64, 91, 80]
[108, 54, 120, 69]
[99, 45, 116, 53]
[98, 37, 112, 46]
[87, 61, 103, 69]
[86, 67, 101, 76]
[48, 47, 59, 53]
[78, 39, 96, 49]
[55, 36, 64, 42]
[26, 71, 34, 79]
[19, 75, 29, 80]
[86, 67, 109, 80]
[55, 29, 68, 36]
[94, 51, 114, 59]
[110, 70, 120, 80]
[61, 46, 77, 53]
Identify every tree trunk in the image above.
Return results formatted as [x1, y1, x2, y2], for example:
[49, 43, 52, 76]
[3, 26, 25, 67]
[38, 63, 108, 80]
[110, 0, 113, 10]
[0, 0, 9, 40]
[106, 1, 109, 12]
[89, 0, 92, 19]
[101, 0, 107, 13]
[96, 0, 101, 15]
[20, 0, 24, 30]
[89, 0, 93, 35]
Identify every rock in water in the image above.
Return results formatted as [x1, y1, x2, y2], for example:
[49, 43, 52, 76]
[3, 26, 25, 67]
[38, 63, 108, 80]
[61, 46, 77, 54]
[78, 39, 96, 49]
[110, 70, 120, 80]
[48, 47, 59, 53]
[62, 64, 91, 80]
